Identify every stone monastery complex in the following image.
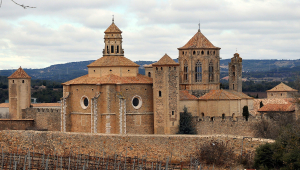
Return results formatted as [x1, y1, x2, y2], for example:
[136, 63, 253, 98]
[2, 20, 299, 135]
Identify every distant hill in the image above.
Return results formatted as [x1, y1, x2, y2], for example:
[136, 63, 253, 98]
[0, 59, 300, 82]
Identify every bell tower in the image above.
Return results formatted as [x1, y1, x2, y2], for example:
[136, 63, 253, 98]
[229, 53, 242, 92]
[103, 18, 124, 56]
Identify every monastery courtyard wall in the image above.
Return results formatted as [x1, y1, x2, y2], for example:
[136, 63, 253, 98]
[0, 130, 273, 162]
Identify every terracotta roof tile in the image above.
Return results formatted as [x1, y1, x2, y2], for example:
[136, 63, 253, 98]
[143, 64, 153, 68]
[87, 56, 139, 67]
[152, 54, 179, 66]
[104, 22, 122, 33]
[199, 90, 240, 100]
[63, 74, 153, 85]
[8, 67, 31, 79]
[180, 90, 198, 100]
[225, 90, 253, 99]
[0, 103, 9, 108]
[267, 82, 298, 92]
[31, 103, 61, 107]
[178, 30, 219, 49]
[258, 103, 295, 112]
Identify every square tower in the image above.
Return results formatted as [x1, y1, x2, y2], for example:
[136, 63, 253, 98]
[152, 54, 180, 134]
[8, 67, 31, 119]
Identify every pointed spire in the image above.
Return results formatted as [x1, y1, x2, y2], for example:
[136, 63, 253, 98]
[198, 21, 200, 32]
[112, 15, 114, 23]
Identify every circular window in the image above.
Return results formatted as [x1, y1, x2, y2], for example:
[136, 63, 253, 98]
[132, 95, 142, 109]
[80, 96, 89, 109]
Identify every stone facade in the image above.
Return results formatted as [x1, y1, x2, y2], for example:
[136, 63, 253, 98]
[229, 53, 242, 92]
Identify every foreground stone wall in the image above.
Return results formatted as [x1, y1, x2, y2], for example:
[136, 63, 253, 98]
[0, 130, 273, 162]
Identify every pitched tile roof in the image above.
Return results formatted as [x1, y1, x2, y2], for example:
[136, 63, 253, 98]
[87, 56, 139, 67]
[152, 54, 179, 66]
[178, 30, 220, 49]
[180, 90, 198, 100]
[31, 103, 61, 107]
[225, 90, 253, 99]
[258, 103, 295, 112]
[199, 90, 240, 100]
[8, 67, 31, 79]
[267, 82, 298, 92]
[143, 64, 153, 68]
[104, 22, 122, 33]
[0, 103, 9, 108]
[63, 74, 153, 85]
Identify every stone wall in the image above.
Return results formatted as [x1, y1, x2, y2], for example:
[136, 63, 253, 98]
[0, 120, 34, 130]
[22, 108, 61, 131]
[0, 130, 273, 162]
[194, 116, 258, 137]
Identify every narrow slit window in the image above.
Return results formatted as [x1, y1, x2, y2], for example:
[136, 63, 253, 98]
[111, 45, 114, 53]
[117, 45, 119, 53]
[159, 91, 162, 97]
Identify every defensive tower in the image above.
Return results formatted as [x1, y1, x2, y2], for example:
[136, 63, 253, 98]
[8, 67, 31, 119]
[152, 54, 180, 134]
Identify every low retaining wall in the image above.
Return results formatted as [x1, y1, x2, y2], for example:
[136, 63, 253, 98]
[0, 130, 274, 162]
[0, 119, 34, 130]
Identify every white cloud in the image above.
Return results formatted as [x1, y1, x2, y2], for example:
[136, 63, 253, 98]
[0, 0, 299, 69]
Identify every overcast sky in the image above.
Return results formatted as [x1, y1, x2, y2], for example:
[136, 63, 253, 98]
[0, 0, 299, 69]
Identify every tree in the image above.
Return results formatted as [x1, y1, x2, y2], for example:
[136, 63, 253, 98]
[177, 106, 197, 134]
[242, 106, 249, 121]
[260, 101, 264, 108]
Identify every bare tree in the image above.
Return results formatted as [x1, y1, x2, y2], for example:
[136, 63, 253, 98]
[0, 0, 36, 9]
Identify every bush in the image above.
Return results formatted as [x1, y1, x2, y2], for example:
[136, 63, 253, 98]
[177, 106, 196, 134]
[196, 141, 235, 167]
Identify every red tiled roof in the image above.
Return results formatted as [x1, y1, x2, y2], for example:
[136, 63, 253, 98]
[8, 67, 31, 79]
[143, 64, 152, 68]
[226, 90, 253, 99]
[180, 90, 198, 100]
[87, 56, 139, 67]
[63, 74, 153, 85]
[152, 54, 179, 66]
[104, 22, 122, 33]
[178, 30, 220, 49]
[0, 103, 9, 108]
[267, 82, 298, 92]
[199, 90, 240, 100]
[31, 103, 61, 107]
[258, 103, 295, 112]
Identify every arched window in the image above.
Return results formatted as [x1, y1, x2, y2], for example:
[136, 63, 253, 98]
[107, 46, 109, 54]
[148, 72, 151, 77]
[231, 65, 235, 78]
[195, 60, 202, 82]
[209, 61, 214, 82]
[117, 45, 119, 53]
[193, 51, 195, 55]
[184, 60, 188, 82]
[201, 50, 204, 55]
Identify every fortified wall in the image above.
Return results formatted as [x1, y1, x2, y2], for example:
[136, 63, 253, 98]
[0, 130, 273, 162]
[194, 116, 258, 137]
[22, 108, 61, 131]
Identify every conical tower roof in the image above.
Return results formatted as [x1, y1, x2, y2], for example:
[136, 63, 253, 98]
[8, 67, 31, 79]
[178, 30, 220, 49]
[104, 22, 122, 33]
[152, 54, 179, 66]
